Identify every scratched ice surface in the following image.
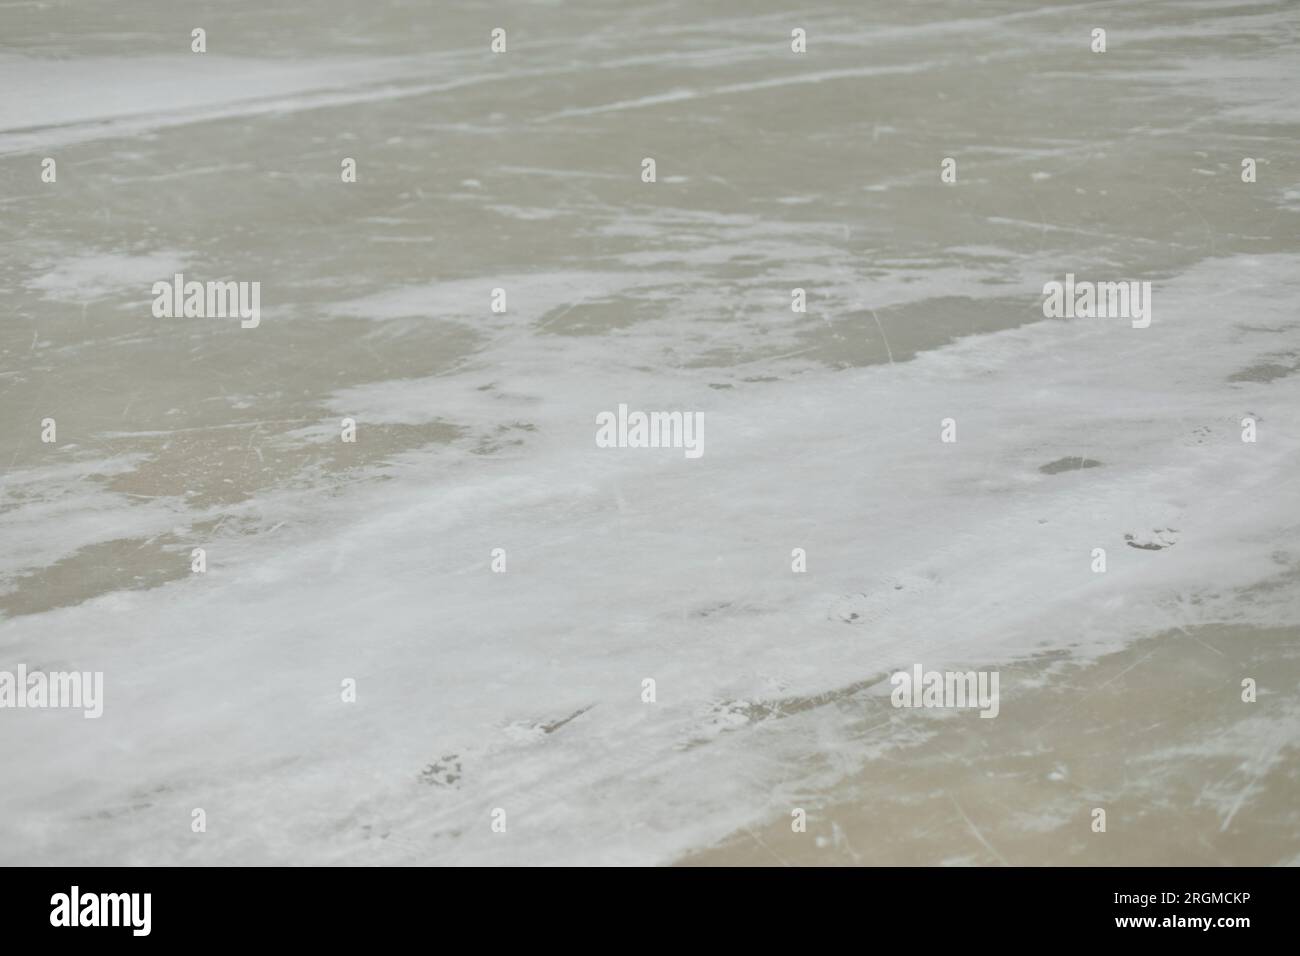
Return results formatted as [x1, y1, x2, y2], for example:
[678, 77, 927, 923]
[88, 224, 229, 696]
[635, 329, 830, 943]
[0, 0, 1298, 864]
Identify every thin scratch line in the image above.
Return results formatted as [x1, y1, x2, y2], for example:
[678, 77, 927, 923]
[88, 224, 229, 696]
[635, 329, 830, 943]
[949, 794, 1009, 866]
[869, 309, 895, 363]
